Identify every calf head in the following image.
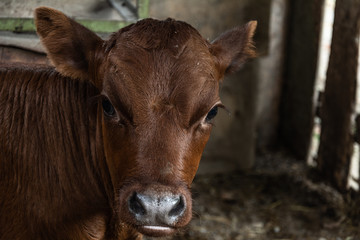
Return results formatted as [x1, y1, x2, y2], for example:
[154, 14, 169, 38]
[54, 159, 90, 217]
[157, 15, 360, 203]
[35, 7, 256, 237]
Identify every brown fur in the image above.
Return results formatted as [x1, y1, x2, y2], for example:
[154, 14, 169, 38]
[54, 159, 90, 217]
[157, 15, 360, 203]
[0, 7, 256, 240]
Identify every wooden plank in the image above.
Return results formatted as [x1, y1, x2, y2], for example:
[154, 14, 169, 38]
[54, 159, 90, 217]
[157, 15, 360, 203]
[256, 0, 287, 150]
[0, 18, 132, 33]
[317, 0, 360, 191]
[0, 46, 49, 65]
[137, 0, 150, 19]
[279, 0, 324, 159]
[0, 0, 150, 33]
[0, 18, 35, 32]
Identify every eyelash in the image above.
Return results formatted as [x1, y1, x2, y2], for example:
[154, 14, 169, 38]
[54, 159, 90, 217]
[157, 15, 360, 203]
[205, 106, 218, 123]
[102, 97, 116, 117]
[202, 103, 226, 126]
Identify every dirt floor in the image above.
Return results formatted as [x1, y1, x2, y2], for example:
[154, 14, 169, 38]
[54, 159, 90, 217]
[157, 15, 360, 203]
[145, 153, 360, 240]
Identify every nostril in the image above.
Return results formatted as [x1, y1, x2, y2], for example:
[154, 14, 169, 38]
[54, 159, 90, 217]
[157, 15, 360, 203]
[168, 196, 185, 217]
[129, 193, 146, 216]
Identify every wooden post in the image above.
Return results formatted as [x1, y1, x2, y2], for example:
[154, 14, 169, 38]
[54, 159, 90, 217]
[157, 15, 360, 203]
[279, 0, 324, 159]
[317, 0, 360, 191]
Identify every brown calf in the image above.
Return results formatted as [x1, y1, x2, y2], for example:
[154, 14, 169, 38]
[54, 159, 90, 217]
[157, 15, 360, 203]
[0, 7, 256, 240]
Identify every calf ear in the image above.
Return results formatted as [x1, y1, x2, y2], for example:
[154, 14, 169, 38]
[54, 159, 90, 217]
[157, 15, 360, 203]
[35, 7, 103, 81]
[210, 21, 257, 76]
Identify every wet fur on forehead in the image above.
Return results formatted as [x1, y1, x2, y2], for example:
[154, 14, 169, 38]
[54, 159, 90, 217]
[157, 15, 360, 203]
[102, 18, 219, 128]
[104, 18, 209, 56]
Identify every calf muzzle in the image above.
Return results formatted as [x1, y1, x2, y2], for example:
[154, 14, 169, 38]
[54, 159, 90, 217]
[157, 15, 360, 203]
[129, 191, 186, 225]
[119, 183, 192, 237]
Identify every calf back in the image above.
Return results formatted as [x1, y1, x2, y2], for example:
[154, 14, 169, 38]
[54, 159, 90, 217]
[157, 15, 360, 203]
[0, 64, 109, 239]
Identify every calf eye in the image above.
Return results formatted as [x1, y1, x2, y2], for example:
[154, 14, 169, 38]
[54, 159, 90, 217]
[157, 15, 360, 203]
[102, 98, 115, 117]
[205, 106, 218, 122]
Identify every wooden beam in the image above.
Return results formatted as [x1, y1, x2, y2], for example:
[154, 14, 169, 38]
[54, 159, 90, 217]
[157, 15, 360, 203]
[279, 0, 324, 160]
[137, 0, 150, 19]
[317, 0, 360, 191]
[0, 0, 150, 33]
[0, 18, 132, 33]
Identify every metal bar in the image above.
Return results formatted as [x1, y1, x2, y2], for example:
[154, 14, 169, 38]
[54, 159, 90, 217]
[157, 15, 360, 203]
[108, 0, 138, 21]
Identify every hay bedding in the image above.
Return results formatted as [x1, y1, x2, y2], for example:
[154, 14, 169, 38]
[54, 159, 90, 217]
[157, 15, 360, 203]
[146, 154, 360, 240]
